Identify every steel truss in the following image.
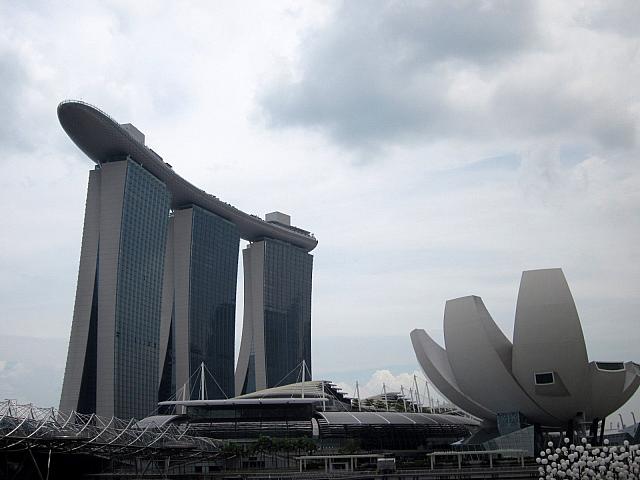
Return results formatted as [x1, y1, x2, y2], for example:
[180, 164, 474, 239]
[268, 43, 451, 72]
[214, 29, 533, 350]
[0, 400, 219, 460]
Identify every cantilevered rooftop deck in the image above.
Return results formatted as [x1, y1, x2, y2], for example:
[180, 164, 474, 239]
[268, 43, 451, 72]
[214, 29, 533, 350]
[58, 100, 317, 252]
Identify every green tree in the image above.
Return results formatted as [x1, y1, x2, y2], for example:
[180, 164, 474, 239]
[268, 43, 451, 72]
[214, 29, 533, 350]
[339, 439, 361, 454]
[294, 437, 317, 455]
[252, 435, 273, 455]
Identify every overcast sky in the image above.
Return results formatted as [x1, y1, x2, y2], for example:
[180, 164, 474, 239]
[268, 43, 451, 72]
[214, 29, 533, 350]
[0, 0, 639, 425]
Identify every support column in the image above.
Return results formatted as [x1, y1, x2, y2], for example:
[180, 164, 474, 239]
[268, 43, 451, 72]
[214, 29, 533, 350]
[590, 417, 599, 445]
[566, 419, 575, 443]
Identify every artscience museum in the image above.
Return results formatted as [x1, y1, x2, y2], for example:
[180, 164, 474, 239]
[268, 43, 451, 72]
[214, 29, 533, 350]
[411, 268, 640, 443]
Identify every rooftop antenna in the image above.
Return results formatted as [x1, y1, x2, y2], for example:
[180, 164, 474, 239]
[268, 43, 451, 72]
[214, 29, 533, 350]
[321, 380, 326, 412]
[355, 381, 362, 412]
[413, 375, 422, 412]
[382, 383, 389, 412]
[632, 412, 637, 425]
[619, 413, 625, 429]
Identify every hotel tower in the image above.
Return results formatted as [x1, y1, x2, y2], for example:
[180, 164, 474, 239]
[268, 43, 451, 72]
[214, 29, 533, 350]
[57, 101, 316, 419]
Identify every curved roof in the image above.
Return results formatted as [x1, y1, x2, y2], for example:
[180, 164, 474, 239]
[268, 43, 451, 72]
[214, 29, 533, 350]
[57, 100, 318, 252]
[316, 411, 480, 427]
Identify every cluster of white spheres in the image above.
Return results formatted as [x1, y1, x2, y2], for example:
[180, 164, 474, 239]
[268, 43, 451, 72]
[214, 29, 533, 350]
[536, 439, 640, 479]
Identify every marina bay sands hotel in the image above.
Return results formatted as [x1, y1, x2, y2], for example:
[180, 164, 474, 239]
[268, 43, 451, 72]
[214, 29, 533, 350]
[57, 101, 317, 420]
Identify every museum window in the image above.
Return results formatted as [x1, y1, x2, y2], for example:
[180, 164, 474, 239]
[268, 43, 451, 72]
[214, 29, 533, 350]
[534, 372, 555, 385]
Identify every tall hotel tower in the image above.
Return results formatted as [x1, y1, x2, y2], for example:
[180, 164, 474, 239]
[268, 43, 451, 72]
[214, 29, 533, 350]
[235, 212, 313, 395]
[57, 101, 317, 419]
[59, 157, 170, 420]
[158, 206, 239, 402]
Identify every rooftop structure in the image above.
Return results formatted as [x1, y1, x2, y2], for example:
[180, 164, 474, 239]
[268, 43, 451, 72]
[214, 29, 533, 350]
[57, 100, 317, 252]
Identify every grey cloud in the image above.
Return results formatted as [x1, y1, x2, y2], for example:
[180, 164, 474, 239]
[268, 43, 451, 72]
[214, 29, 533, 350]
[261, 68, 455, 149]
[259, 0, 539, 149]
[492, 81, 638, 150]
[579, 0, 640, 37]
[0, 336, 65, 407]
[259, 0, 639, 152]
[381, 1, 538, 64]
[0, 50, 34, 154]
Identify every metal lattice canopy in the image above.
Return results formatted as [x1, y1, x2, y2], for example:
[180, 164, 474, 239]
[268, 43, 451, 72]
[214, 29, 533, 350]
[0, 400, 220, 458]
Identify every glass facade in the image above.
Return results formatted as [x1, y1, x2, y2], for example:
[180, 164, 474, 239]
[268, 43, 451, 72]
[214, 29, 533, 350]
[114, 160, 170, 420]
[263, 239, 313, 388]
[188, 206, 239, 399]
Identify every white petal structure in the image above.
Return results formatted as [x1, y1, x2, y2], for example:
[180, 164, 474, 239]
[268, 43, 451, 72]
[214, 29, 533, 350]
[411, 268, 640, 427]
[443, 296, 560, 425]
[410, 328, 495, 420]
[512, 269, 590, 421]
[588, 361, 640, 421]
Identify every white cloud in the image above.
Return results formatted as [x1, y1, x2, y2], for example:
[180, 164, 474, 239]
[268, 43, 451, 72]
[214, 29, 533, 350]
[259, 0, 640, 153]
[336, 369, 449, 406]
